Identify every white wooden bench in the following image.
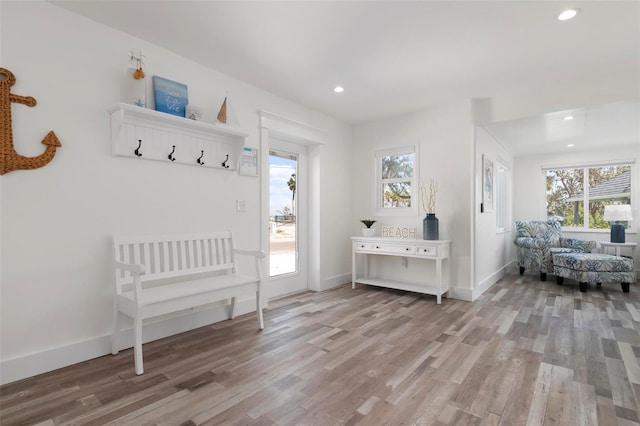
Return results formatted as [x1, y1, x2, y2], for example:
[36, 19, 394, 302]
[111, 231, 264, 375]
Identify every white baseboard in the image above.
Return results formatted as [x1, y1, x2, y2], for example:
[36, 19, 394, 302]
[320, 273, 351, 291]
[448, 287, 473, 301]
[473, 261, 514, 300]
[0, 298, 255, 386]
[449, 261, 514, 302]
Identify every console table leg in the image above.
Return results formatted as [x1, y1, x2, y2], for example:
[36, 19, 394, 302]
[364, 254, 369, 280]
[352, 250, 356, 289]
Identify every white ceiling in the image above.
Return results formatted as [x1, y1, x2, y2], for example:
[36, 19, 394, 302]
[51, 0, 640, 156]
[485, 99, 640, 157]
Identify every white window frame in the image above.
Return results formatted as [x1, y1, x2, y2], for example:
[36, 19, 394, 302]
[542, 159, 636, 233]
[495, 159, 510, 232]
[374, 145, 419, 216]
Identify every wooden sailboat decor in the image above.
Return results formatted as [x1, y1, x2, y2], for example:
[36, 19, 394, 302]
[0, 67, 61, 175]
[217, 97, 227, 124]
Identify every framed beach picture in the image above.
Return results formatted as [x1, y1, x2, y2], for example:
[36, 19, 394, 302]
[482, 154, 494, 213]
[153, 76, 188, 117]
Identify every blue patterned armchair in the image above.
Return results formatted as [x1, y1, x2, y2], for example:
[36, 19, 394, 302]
[513, 220, 597, 281]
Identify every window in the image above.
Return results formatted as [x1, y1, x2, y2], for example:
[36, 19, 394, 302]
[545, 162, 633, 230]
[375, 146, 417, 215]
[495, 160, 509, 230]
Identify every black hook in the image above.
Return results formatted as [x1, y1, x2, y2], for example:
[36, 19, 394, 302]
[168, 145, 176, 161]
[134, 139, 142, 157]
[197, 150, 205, 165]
[221, 154, 230, 169]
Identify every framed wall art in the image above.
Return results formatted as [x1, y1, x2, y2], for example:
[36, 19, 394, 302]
[152, 75, 188, 117]
[482, 154, 494, 213]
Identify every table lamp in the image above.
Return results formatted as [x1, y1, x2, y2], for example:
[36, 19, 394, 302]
[603, 204, 633, 243]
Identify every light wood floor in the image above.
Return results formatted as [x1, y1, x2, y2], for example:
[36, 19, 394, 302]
[2, 273, 640, 425]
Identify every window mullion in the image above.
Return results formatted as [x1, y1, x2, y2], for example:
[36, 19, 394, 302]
[583, 167, 589, 229]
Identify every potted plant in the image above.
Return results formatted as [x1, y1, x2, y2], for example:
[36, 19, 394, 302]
[361, 219, 377, 237]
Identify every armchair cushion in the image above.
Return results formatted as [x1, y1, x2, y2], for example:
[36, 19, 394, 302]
[560, 237, 597, 253]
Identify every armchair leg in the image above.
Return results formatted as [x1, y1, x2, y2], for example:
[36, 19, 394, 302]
[540, 272, 547, 282]
[579, 282, 588, 292]
[556, 276, 564, 285]
[519, 267, 525, 275]
[622, 282, 630, 293]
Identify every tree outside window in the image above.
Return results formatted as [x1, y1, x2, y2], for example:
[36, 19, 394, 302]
[381, 153, 413, 208]
[546, 165, 631, 229]
[375, 146, 417, 215]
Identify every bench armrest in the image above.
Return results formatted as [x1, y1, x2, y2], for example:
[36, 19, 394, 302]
[234, 249, 265, 258]
[114, 260, 145, 275]
[233, 249, 264, 283]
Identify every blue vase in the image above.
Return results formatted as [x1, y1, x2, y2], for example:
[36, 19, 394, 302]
[423, 213, 439, 240]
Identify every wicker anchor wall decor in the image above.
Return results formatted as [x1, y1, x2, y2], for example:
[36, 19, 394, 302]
[0, 67, 61, 175]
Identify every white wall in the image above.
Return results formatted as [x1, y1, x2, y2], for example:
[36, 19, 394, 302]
[474, 127, 514, 296]
[514, 145, 639, 268]
[0, 1, 352, 384]
[351, 101, 474, 297]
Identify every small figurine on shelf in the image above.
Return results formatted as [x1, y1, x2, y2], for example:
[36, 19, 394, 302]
[127, 48, 146, 108]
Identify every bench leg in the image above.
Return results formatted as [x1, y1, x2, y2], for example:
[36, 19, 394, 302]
[556, 276, 564, 285]
[134, 316, 144, 375]
[230, 297, 237, 319]
[622, 282, 630, 293]
[519, 267, 525, 275]
[540, 272, 547, 282]
[579, 282, 588, 292]
[111, 308, 122, 355]
[256, 290, 264, 330]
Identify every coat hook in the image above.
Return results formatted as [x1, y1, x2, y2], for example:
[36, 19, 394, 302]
[197, 150, 205, 165]
[134, 139, 142, 157]
[168, 145, 176, 161]
[221, 154, 229, 168]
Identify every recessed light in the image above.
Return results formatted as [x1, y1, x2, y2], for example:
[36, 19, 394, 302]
[563, 115, 574, 120]
[333, 86, 344, 93]
[567, 144, 575, 147]
[558, 8, 580, 21]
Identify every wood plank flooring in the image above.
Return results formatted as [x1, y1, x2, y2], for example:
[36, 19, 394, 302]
[2, 273, 640, 425]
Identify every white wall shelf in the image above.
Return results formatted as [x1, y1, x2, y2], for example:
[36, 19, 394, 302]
[109, 102, 248, 170]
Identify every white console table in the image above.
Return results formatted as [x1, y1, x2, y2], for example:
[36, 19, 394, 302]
[351, 237, 451, 304]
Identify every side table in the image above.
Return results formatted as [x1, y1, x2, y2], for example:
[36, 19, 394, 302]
[600, 242, 637, 257]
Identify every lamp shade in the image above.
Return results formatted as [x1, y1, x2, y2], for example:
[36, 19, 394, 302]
[603, 204, 633, 222]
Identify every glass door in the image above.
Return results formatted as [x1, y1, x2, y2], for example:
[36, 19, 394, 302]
[267, 140, 308, 297]
[269, 150, 298, 277]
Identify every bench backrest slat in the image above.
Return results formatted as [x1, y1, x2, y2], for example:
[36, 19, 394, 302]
[153, 242, 161, 274]
[114, 232, 236, 290]
[143, 243, 152, 272]
[203, 238, 211, 267]
[179, 240, 185, 270]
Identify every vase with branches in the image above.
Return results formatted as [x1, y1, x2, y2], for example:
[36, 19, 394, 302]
[421, 179, 439, 240]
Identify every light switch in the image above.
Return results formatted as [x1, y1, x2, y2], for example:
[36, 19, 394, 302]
[236, 200, 247, 212]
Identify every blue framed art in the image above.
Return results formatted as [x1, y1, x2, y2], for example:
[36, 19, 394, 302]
[152, 76, 188, 117]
